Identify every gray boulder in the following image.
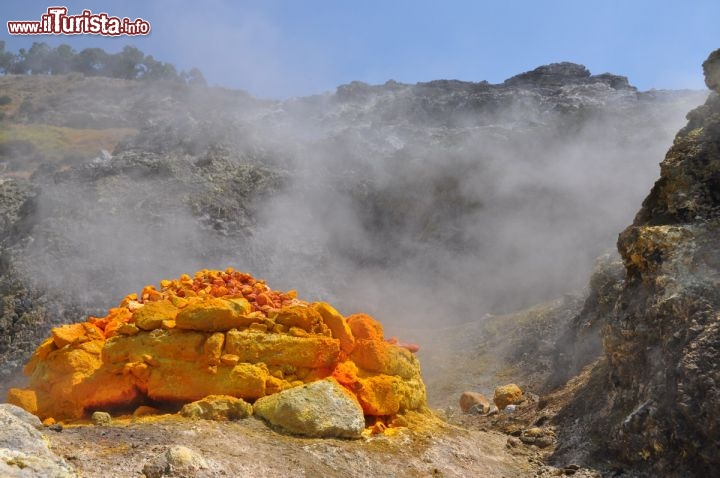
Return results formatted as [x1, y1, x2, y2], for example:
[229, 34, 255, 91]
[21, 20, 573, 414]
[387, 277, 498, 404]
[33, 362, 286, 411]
[253, 378, 365, 438]
[143, 445, 210, 478]
[0, 403, 76, 477]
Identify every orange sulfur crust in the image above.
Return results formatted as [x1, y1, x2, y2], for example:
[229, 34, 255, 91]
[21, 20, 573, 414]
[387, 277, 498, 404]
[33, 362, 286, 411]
[7, 268, 427, 422]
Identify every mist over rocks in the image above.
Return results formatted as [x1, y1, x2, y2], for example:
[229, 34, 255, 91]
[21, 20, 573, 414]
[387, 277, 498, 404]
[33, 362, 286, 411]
[0, 62, 708, 388]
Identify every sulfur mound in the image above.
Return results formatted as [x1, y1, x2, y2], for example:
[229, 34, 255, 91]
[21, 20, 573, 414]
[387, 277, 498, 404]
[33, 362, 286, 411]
[7, 268, 427, 423]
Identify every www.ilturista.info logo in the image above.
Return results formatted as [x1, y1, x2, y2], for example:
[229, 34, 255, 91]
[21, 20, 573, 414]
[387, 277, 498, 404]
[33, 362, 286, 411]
[7, 7, 150, 36]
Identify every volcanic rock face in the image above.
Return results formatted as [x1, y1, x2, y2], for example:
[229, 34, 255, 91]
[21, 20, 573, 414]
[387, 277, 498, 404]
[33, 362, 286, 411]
[7, 269, 426, 422]
[593, 49, 720, 475]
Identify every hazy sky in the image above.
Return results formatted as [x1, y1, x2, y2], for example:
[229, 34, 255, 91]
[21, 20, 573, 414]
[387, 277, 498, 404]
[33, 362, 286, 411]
[2, 1, 719, 98]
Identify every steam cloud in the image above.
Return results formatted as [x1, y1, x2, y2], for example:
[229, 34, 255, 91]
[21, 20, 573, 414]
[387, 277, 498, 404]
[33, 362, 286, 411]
[16, 78, 706, 329]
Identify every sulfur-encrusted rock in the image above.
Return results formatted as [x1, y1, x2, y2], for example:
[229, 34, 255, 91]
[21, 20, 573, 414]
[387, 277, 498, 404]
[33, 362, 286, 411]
[133, 300, 178, 331]
[253, 378, 365, 438]
[224, 329, 340, 368]
[353, 372, 426, 416]
[7, 269, 427, 424]
[274, 305, 323, 331]
[180, 395, 252, 421]
[347, 313, 384, 341]
[175, 297, 254, 332]
[493, 384, 523, 409]
[313, 302, 355, 356]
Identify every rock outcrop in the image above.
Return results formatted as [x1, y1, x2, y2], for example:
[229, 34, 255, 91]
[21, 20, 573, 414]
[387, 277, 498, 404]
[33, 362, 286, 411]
[574, 48, 720, 476]
[503, 62, 633, 91]
[7, 269, 426, 424]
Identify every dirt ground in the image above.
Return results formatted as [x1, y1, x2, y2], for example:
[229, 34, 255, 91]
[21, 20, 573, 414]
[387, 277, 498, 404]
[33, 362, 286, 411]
[45, 412, 539, 478]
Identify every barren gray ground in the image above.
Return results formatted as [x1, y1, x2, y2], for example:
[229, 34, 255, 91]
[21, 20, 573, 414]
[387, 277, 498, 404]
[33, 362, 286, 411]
[46, 413, 538, 478]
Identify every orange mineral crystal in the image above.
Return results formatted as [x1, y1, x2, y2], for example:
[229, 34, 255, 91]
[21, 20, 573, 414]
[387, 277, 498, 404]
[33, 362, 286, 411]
[7, 268, 427, 421]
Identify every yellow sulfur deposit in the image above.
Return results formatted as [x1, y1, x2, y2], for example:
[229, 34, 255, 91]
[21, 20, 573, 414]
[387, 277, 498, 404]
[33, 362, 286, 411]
[7, 268, 427, 421]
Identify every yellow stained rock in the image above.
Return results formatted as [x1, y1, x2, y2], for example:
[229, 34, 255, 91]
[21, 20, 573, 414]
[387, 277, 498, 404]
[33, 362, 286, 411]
[203, 332, 225, 366]
[493, 383, 523, 409]
[102, 329, 207, 364]
[353, 373, 427, 416]
[75, 368, 139, 413]
[51, 323, 102, 349]
[118, 323, 140, 336]
[225, 329, 340, 369]
[175, 297, 254, 331]
[355, 374, 399, 415]
[249, 322, 268, 332]
[7, 388, 38, 415]
[145, 360, 268, 402]
[346, 313, 384, 341]
[350, 339, 421, 380]
[314, 302, 355, 355]
[19, 340, 114, 419]
[23, 337, 56, 375]
[274, 305, 323, 332]
[132, 300, 179, 331]
[219, 354, 240, 366]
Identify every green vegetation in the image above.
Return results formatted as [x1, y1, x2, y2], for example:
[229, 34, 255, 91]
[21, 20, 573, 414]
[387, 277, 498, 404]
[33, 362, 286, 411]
[0, 124, 136, 160]
[0, 41, 206, 85]
[0, 95, 11, 106]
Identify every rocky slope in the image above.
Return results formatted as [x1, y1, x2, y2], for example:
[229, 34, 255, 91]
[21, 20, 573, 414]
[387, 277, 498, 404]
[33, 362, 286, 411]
[596, 48, 720, 475]
[522, 49, 720, 476]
